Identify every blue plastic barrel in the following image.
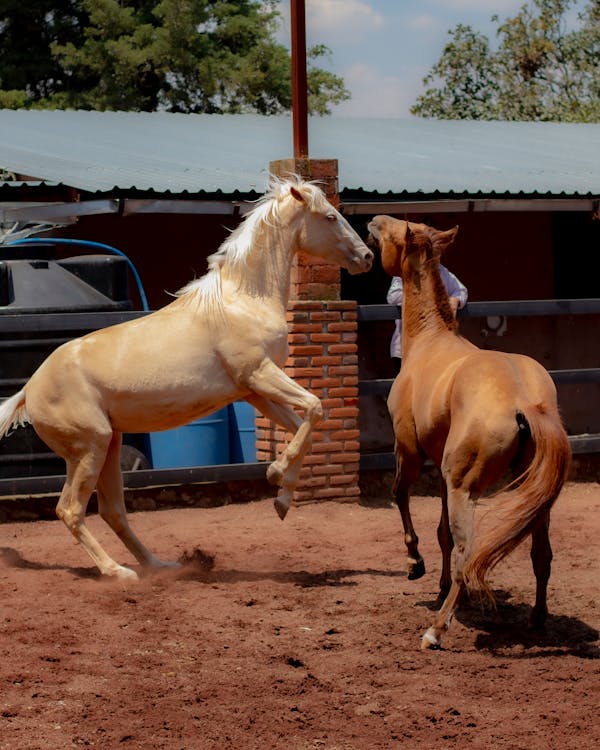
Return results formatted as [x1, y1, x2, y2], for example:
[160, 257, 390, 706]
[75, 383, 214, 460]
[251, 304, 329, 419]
[228, 401, 257, 463]
[147, 408, 230, 469]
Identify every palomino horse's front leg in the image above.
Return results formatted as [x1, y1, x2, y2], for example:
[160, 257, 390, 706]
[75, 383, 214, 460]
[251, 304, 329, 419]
[247, 359, 323, 520]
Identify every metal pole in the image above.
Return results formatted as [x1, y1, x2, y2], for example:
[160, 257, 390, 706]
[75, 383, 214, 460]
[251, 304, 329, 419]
[290, 0, 309, 158]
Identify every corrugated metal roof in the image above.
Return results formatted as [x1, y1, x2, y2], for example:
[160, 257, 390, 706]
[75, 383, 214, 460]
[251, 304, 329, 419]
[0, 109, 599, 197]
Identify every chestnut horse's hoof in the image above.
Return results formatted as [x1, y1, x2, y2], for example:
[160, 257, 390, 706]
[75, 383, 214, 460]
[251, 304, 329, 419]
[407, 558, 426, 580]
[421, 628, 442, 650]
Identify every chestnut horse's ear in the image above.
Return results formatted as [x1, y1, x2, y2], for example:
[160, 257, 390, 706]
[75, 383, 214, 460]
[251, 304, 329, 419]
[380, 218, 409, 277]
[432, 225, 459, 258]
[290, 186, 305, 203]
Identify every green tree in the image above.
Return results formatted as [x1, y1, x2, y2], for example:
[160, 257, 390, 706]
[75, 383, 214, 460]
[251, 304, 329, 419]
[412, 0, 600, 121]
[0, 0, 349, 115]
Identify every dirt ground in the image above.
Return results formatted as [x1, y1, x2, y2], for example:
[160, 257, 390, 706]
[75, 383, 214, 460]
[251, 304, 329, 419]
[1, 481, 599, 750]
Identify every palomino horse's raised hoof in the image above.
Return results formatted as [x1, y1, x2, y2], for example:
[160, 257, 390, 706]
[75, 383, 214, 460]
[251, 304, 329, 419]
[274, 497, 289, 520]
[407, 558, 426, 580]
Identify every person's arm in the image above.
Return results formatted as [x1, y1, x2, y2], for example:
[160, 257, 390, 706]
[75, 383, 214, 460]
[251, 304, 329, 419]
[440, 266, 468, 316]
[387, 276, 403, 305]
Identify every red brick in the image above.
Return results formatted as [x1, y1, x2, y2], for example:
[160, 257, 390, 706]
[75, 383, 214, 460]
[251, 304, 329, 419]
[328, 322, 357, 333]
[289, 345, 324, 357]
[329, 407, 358, 419]
[328, 344, 357, 355]
[331, 429, 360, 441]
[311, 355, 342, 367]
[290, 323, 323, 334]
[310, 333, 340, 344]
[325, 301, 356, 311]
[330, 452, 360, 464]
[329, 387, 358, 398]
[311, 441, 344, 453]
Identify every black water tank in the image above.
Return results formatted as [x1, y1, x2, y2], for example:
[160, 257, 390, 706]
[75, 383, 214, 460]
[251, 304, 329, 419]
[0, 243, 133, 478]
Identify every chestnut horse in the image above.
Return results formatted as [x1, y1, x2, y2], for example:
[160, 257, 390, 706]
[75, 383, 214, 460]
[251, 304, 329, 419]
[0, 176, 373, 580]
[368, 216, 570, 650]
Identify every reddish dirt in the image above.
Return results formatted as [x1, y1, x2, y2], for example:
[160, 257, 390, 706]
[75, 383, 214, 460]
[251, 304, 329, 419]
[1, 482, 599, 750]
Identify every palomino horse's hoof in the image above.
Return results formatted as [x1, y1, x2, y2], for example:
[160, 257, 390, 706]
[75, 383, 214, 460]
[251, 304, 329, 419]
[407, 558, 426, 580]
[113, 565, 139, 582]
[274, 497, 289, 521]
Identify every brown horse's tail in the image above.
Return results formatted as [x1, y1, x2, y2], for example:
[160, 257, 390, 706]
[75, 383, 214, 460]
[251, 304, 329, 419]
[463, 401, 571, 598]
[0, 389, 29, 439]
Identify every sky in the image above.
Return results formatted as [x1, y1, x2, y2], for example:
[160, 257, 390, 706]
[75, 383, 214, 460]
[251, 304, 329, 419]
[276, 0, 585, 118]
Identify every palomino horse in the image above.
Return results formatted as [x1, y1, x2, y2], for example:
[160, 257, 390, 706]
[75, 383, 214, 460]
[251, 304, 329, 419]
[0, 176, 373, 580]
[368, 216, 570, 650]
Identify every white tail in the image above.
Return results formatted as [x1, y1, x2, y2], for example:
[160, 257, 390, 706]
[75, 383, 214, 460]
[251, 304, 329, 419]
[0, 390, 29, 438]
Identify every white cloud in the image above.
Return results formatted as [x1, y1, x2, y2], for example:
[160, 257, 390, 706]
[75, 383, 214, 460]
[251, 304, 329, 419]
[306, 0, 384, 34]
[331, 62, 426, 118]
[431, 0, 520, 11]
[407, 13, 439, 32]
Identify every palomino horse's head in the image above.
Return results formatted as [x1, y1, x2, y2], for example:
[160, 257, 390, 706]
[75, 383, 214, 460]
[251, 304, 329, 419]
[278, 178, 373, 274]
[367, 216, 458, 279]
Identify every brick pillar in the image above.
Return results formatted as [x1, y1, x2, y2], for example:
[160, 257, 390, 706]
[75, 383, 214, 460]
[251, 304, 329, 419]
[254, 158, 360, 505]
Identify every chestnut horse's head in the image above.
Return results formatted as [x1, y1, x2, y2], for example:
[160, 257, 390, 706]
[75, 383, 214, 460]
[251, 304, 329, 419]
[367, 216, 458, 279]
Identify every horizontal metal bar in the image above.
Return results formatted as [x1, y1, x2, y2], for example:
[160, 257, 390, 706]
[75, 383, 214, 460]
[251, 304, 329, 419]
[358, 299, 600, 322]
[359, 369, 600, 397]
[1, 298, 599, 334]
[342, 198, 596, 215]
[0, 337, 71, 349]
[0, 311, 148, 333]
[0, 461, 269, 498]
[0, 200, 119, 222]
[123, 199, 239, 216]
[360, 433, 600, 473]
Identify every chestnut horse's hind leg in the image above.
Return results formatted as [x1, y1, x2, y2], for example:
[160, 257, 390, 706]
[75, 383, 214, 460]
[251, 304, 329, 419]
[96, 431, 179, 574]
[422, 485, 473, 649]
[56, 436, 138, 580]
[437, 478, 453, 600]
[530, 510, 552, 629]
[392, 450, 425, 580]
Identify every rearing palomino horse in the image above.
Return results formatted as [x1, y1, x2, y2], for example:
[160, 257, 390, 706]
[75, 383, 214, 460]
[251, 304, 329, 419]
[0, 176, 373, 580]
[368, 216, 570, 650]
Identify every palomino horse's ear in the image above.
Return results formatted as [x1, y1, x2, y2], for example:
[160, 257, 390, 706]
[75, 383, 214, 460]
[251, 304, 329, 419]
[432, 225, 459, 258]
[290, 186, 305, 203]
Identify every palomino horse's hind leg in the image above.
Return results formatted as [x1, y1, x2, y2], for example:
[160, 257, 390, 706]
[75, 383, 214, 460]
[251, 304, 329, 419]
[56, 439, 138, 580]
[96, 431, 179, 574]
[422, 486, 473, 649]
[247, 362, 323, 520]
[529, 510, 552, 628]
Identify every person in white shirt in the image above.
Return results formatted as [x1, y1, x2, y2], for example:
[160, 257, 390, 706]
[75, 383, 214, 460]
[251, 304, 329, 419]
[387, 266, 468, 373]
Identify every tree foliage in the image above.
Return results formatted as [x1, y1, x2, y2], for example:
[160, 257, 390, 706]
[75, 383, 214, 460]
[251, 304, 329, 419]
[0, 0, 349, 115]
[412, 0, 600, 121]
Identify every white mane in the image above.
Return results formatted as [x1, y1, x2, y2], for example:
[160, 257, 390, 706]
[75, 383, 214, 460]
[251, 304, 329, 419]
[176, 174, 326, 304]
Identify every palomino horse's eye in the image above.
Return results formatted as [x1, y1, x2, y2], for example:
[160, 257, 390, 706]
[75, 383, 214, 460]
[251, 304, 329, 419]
[326, 213, 337, 222]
